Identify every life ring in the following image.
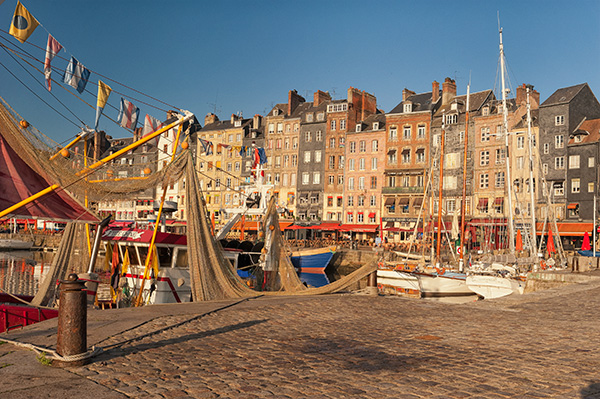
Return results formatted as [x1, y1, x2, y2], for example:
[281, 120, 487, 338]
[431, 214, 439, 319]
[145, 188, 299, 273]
[436, 267, 446, 275]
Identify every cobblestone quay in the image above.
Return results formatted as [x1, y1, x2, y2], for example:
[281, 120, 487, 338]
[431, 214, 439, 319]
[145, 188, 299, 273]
[3, 277, 600, 398]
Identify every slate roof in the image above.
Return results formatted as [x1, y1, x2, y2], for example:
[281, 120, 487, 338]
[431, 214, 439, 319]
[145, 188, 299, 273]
[569, 118, 600, 145]
[540, 83, 588, 107]
[201, 118, 252, 132]
[434, 89, 495, 117]
[389, 91, 441, 114]
[512, 109, 539, 129]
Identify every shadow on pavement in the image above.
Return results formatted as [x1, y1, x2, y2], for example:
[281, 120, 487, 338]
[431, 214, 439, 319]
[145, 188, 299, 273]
[89, 319, 268, 363]
[581, 382, 600, 398]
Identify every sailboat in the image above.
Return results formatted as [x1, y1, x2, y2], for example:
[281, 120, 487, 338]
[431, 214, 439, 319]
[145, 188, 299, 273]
[465, 24, 531, 299]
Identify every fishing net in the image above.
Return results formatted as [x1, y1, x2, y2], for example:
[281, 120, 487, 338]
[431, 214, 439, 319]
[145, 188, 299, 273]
[0, 96, 188, 207]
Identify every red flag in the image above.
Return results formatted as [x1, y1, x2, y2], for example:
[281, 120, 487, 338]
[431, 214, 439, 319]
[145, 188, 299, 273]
[547, 230, 556, 254]
[44, 34, 62, 91]
[582, 231, 591, 251]
[516, 229, 523, 251]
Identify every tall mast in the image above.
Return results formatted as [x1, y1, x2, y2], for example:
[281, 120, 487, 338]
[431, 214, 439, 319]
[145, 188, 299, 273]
[525, 85, 537, 257]
[459, 83, 470, 271]
[436, 119, 446, 266]
[499, 26, 515, 253]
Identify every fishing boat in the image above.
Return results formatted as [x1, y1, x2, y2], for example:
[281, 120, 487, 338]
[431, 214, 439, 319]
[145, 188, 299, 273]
[413, 268, 474, 297]
[466, 263, 525, 299]
[376, 262, 420, 297]
[290, 246, 336, 287]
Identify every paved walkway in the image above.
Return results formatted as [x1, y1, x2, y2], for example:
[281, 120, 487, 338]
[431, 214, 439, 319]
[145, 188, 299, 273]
[2, 276, 600, 398]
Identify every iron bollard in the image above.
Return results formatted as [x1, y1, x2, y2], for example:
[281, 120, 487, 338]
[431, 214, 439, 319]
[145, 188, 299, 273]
[55, 273, 88, 367]
[365, 271, 378, 296]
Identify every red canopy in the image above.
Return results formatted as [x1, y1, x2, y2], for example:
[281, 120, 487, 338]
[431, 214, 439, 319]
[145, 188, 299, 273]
[338, 224, 378, 233]
[0, 134, 98, 223]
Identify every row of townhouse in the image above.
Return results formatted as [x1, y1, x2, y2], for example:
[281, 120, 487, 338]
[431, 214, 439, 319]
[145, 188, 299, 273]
[90, 79, 600, 247]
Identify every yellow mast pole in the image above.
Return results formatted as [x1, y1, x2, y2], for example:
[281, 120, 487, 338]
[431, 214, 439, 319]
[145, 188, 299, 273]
[84, 138, 92, 255]
[134, 123, 184, 307]
[0, 114, 193, 220]
[49, 132, 87, 161]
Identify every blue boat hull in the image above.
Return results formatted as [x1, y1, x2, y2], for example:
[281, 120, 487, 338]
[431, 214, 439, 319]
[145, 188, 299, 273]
[290, 247, 335, 287]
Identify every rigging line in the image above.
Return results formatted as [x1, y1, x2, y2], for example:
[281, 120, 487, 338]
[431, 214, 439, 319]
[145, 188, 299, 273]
[0, 60, 80, 130]
[0, 43, 86, 126]
[0, 29, 181, 111]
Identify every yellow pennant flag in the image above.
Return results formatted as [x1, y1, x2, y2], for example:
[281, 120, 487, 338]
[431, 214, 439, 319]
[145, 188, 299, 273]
[97, 80, 112, 109]
[121, 247, 130, 276]
[9, 1, 39, 43]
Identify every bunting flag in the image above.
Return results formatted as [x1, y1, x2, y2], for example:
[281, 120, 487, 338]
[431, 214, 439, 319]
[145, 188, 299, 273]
[63, 57, 90, 93]
[44, 34, 62, 91]
[94, 80, 112, 130]
[151, 245, 160, 278]
[142, 114, 164, 145]
[257, 147, 267, 164]
[9, 1, 39, 43]
[117, 97, 140, 129]
[121, 248, 130, 276]
[200, 139, 213, 155]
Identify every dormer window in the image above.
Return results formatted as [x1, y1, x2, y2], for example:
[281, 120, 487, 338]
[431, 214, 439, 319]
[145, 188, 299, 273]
[306, 113, 314, 122]
[574, 135, 583, 143]
[497, 104, 503, 114]
[373, 122, 379, 130]
[403, 103, 412, 113]
[445, 114, 458, 125]
[482, 106, 490, 116]
[273, 109, 279, 116]
[234, 120, 241, 127]
[355, 124, 362, 132]
[317, 112, 324, 121]
[451, 102, 458, 111]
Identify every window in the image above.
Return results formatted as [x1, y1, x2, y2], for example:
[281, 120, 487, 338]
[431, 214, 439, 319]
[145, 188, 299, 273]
[348, 177, 355, 190]
[417, 175, 424, 187]
[359, 158, 365, 170]
[571, 178, 581, 193]
[292, 155, 298, 166]
[446, 199, 456, 214]
[433, 134, 441, 147]
[403, 126, 411, 140]
[339, 137, 345, 147]
[284, 155, 289, 167]
[443, 176, 457, 189]
[517, 136, 525, 149]
[388, 150, 397, 164]
[274, 174, 280, 185]
[480, 173, 489, 188]
[268, 123, 274, 134]
[306, 113, 313, 122]
[495, 171, 505, 188]
[284, 138, 290, 149]
[329, 156, 335, 169]
[403, 176, 410, 187]
[358, 177, 365, 190]
[389, 127, 398, 141]
[496, 148, 506, 165]
[329, 138, 335, 148]
[554, 182, 564, 196]
[516, 156, 524, 170]
[404, 103, 412, 113]
[235, 162, 240, 171]
[417, 125, 426, 139]
[482, 106, 490, 116]
[304, 151, 311, 163]
[371, 176, 377, 189]
[555, 156, 565, 169]
[370, 195, 376, 206]
[459, 131, 465, 143]
[317, 113, 324, 121]
[313, 172, 320, 184]
[542, 163, 548, 175]
[285, 125, 290, 133]
[589, 182, 595, 193]
[302, 173, 309, 185]
[338, 175, 344, 185]
[305, 131, 312, 142]
[327, 103, 348, 112]
[293, 137, 298, 149]
[328, 175, 334, 185]
[340, 119, 346, 130]
[349, 141, 356, 153]
[339, 155, 345, 168]
[589, 157, 595, 168]
[277, 123, 283, 133]
[555, 115, 565, 126]
[315, 151, 322, 163]
[347, 213, 354, 223]
[359, 140, 366, 153]
[349, 159, 355, 171]
[402, 150, 410, 164]
[316, 130, 322, 141]
[569, 155, 580, 169]
[371, 157, 378, 170]
[372, 140, 378, 152]
[294, 123, 299, 132]
[555, 135, 564, 149]
[330, 120, 336, 131]
[283, 174, 288, 186]
[275, 156, 281, 168]
[481, 127, 490, 142]
[480, 151, 490, 166]
[355, 124, 362, 132]
[445, 114, 457, 124]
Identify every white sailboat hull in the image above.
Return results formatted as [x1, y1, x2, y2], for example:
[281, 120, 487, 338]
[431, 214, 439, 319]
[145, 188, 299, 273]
[416, 273, 474, 297]
[376, 269, 420, 296]
[466, 275, 525, 299]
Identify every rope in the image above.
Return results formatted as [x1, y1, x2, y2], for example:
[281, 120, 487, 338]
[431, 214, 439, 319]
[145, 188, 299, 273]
[0, 336, 103, 363]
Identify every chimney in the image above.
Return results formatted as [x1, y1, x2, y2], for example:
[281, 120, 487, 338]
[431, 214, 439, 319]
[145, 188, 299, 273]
[402, 88, 416, 102]
[516, 84, 527, 105]
[253, 114, 262, 129]
[442, 77, 456, 105]
[314, 90, 331, 107]
[204, 113, 219, 125]
[287, 90, 305, 115]
[231, 113, 236, 124]
[432, 80, 440, 103]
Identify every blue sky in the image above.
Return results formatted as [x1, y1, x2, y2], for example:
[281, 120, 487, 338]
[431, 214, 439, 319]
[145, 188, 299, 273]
[0, 0, 599, 144]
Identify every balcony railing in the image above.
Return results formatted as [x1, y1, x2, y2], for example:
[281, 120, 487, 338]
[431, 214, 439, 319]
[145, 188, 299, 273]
[382, 186, 425, 194]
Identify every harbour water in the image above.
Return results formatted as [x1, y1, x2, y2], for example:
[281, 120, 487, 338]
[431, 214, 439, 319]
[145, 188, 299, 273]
[0, 251, 53, 297]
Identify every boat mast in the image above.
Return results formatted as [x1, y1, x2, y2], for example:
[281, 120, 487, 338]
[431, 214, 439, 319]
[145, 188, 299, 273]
[525, 85, 537, 256]
[436, 119, 446, 266]
[499, 26, 515, 253]
[459, 83, 470, 271]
